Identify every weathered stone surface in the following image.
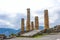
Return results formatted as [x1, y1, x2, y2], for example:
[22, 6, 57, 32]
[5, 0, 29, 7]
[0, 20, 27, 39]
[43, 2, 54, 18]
[26, 8, 30, 31]
[21, 18, 24, 33]
[44, 10, 49, 29]
[35, 16, 39, 30]
[53, 25, 60, 32]
[20, 30, 41, 37]
[31, 21, 34, 30]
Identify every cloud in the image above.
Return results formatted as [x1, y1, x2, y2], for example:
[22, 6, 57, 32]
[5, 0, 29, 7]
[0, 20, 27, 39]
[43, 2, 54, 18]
[0, 19, 15, 29]
[32, 6, 59, 27]
[0, 19, 14, 26]
[0, 0, 55, 14]
[0, 0, 60, 29]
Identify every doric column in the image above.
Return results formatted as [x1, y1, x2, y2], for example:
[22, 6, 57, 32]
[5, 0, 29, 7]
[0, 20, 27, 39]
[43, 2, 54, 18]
[35, 16, 39, 30]
[44, 9, 49, 29]
[26, 8, 30, 31]
[21, 18, 24, 33]
[31, 21, 34, 30]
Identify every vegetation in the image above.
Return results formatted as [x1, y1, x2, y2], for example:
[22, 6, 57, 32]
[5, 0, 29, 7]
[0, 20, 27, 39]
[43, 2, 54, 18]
[9, 33, 16, 38]
[11, 33, 16, 36]
[33, 33, 48, 38]
[0, 34, 6, 39]
[45, 29, 53, 33]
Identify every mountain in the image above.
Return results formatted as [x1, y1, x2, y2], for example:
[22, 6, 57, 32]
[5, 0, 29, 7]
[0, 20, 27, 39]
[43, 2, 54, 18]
[39, 26, 44, 30]
[0, 28, 20, 36]
[0, 26, 44, 36]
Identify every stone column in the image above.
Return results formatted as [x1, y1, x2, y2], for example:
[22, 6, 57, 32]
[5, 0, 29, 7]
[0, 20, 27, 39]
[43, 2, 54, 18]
[26, 8, 30, 31]
[31, 21, 34, 30]
[21, 18, 24, 33]
[35, 16, 39, 30]
[44, 10, 49, 29]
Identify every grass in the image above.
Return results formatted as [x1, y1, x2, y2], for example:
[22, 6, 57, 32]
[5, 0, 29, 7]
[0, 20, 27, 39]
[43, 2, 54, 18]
[33, 33, 48, 38]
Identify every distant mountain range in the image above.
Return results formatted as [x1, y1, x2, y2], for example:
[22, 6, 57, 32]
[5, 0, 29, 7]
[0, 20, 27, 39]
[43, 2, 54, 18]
[0, 26, 44, 36]
[0, 28, 20, 36]
[39, 26, 44, 30]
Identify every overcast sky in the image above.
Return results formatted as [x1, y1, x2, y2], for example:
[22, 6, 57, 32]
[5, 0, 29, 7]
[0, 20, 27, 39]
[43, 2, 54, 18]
[0, 0, 60, 30]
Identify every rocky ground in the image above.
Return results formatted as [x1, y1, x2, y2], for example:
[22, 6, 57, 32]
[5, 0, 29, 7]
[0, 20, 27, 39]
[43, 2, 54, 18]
[20, 30, 41, 37]
[4, 32, 60, 40]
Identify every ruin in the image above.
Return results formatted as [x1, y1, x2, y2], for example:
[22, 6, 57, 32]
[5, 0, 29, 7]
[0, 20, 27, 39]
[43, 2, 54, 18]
[26, 8, 30, 31]
[31, 21, 34, 30]
[35, 16, 39, 30]
[44, 10, 49, 29]
[21, 18, 24, 33]
[20, 9, 50, 37]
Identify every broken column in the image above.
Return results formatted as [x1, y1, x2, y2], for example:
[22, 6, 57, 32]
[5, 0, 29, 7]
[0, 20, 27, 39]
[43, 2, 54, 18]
[35, 16, 39, 30]
[21, 18, 24, 33]
[26, 8, 30, 31]
[44, 9, 49, 29]
[31, 21, 34, 30]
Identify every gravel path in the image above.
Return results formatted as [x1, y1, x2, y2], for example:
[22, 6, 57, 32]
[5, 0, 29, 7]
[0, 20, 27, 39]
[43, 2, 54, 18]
[4, 33, 60, 40]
